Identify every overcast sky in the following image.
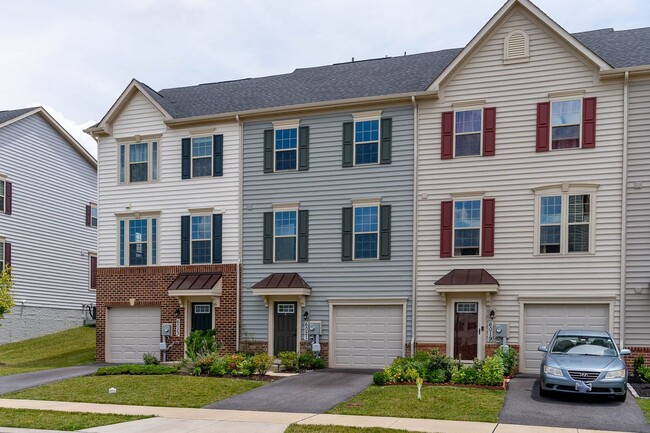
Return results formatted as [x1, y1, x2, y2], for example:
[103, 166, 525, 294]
[1, 0, 648, 157]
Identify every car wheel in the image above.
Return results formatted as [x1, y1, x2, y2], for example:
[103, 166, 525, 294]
[614, 392, 627, 402]
[539, 386, 550, 398]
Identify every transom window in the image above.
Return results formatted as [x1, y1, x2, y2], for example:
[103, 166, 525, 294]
[194, 304, 211, 314]
[455, 109, 482, 157]
[551, 100, 581, 149]
[456, 302, 478, 313]
[119, 141, 158, 183]
[454, 200, 481, 256]
[90, 204, 98, 228]
[275, 128, 298, 171]
[354, 205, 379, 259]
[354, 120, 379, 165]
[277, 303, 295, 314]
[119, 217, 158, 266]
[192, 136, 213, 177]
[191, 215, 212, 264]
[274, 210, 297, 262]
[0, 180, 4, 213]
[537, 189, 594, 255]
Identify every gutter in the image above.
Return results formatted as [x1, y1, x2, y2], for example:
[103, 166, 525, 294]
[600, 65, 650, 80]
[620, 71, 629, 348]
[236, 114, 244, 352]
[411, 96, 418, 356]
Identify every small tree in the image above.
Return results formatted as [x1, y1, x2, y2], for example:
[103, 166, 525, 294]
[0, 267, 14, 321]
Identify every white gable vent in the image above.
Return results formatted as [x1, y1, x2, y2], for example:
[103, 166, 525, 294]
[504, 30, 529, 63]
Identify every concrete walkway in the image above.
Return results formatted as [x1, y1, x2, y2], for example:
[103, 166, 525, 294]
[0, 398, 641, 433]
[0, 365, 105, 395]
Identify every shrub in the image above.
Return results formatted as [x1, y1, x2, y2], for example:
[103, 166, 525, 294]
[425, 369, 448, 383]
[195, 353, 219, 374]
[278, 351, 299, 372]
[251, 353, 274, 375]
[639, 366, 650, 384]
[450, 364, 479, 385]
[478, 355, 505, 386]
[96, 364, 177, 375]
[384, 359, 421, 383]
[298, 351, 325, 370]
[312, 358, 325, 369]
[185, 329, 220, 361]
[493, 346, 517, 376]
[142, 352, 160, 365]
[634, 356, 645, 377]
[373, 371, 387, 386]
[192, 366, 202, 376]
[223, 353, 253, 376]
[174, 358, 195, 375]
[428, 350, 454, 382]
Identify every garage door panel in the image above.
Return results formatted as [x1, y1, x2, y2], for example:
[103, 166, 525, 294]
[108, 307, 160, 364]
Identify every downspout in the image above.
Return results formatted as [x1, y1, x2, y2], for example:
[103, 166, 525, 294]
[620, 71, 629, 348]
[411, 96, 418, 356]
[236, 114, 243, 352]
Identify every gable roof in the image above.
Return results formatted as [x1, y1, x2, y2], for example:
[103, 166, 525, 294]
[0, 107, 97, 168]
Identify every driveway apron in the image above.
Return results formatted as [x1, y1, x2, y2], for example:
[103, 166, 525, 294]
[499, 374, 650, 433]
[205, 369, 373, 413]
[0, 365, 104, 395]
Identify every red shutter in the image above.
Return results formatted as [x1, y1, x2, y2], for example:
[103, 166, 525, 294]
[482, 198, 495, 257]
[3, 242, 11, 269]
[85, 205, 91, 226]
[5, 181, 12, 215]
[440, 200, 453, 258]
[536, 102, 550, 152]
[90, 255, 97, 290]
[483, 107, 496, 156]
[441, 111, 454, 160]
[582, 97, 597, 148]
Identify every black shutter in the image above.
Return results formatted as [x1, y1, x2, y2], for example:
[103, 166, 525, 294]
[380, 205, 391, 260]
[264, 129, 274, 173]
[298, 210, 309, 262]
[3, 242, 11, 269]
[181, 138, 191, 179]
[342, 122, 354, 167]
[380, 118, 392, 164]
[213, 135, 224, 177]
[342, 207, 353, 261]
[263, 212, 273, 263]
[181, 215, 190, 265]
[85, 205, 91, 226]
[212, 214, 222, 264]
[298, 126, 309, 171]
[5, 181, 12, 215]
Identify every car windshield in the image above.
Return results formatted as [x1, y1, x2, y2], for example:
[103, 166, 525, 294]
[550, 335, 617, 356]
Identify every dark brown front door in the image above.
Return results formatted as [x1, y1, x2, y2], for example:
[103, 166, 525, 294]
[274, 302, 297, 355]
[454, 302, 478, 360]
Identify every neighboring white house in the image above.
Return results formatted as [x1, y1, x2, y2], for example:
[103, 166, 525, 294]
[0, 107, 97, 343]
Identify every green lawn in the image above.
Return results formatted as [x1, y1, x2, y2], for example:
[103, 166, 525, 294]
[0, 408, 149, 431]
[0, 326, 96, 376]
[286, 426, 414, 433]
[328, 385, 505, 423]
[6, 375, 263, 408]
[638, 398, 650, 423]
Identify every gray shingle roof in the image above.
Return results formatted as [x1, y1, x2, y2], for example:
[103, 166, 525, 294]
[0, 107, 38, 126]
[573, 27, 650, 68]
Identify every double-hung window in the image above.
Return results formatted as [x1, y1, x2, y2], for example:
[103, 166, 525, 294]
[191, 137, 213, 177]
[454, 200, 481, 256]
[550, 99, 581, 149]
[90, 204, 98, 228]
[119, 141, 159, 183]
[454, 109, 482, 157]
[118, 216, 158, 266]
[274, 210, 297, 262]
[353, 205, 379, 259]
[354, 119, 380, 165]
[275, 128, 298, 171]
[191, 215, 212, 264]
[0, 179, 4, 213]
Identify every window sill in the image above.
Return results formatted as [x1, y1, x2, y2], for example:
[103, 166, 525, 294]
[533, 252, 594, 257]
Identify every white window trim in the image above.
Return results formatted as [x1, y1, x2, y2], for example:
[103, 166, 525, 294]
[90, 203, 98, 228]
[190, 136, 213, 178]
[0, 178, 5, 214]
[190, 213, 213, 265]
[453, 106, 484, 158]
[272, 120, 300, 173]
[117, 141, 159, 184]
[88, 252, 97, 291]
[352, 201, 380, 261]
[452, 197, 483, 258]
[273, 208, 298, 263]
[351, 111, 382, 167]
[533, 184, 598, 256]
[117, 215, 159, 266]
[549, 97, 583, 151]
[0, 236, 5, 271]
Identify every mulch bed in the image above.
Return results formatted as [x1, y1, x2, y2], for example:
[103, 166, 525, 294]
[383, 380, 508, 391]
[629, 375, 650, 397]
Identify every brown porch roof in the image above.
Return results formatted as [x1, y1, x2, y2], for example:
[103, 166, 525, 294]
[167, 272, 222, 291]
[252, 273, 311, 289]
[434, 269, 499, 286]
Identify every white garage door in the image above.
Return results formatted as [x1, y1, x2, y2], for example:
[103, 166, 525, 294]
[523, 304, 608, 373]
[108, 307, 160, 363]
[332, 305, 403, 369]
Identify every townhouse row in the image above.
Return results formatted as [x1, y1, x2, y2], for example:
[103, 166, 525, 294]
[86, 0, 650, 372]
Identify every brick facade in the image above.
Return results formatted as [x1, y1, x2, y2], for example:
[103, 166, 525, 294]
[624, 346, 650, 370]
[96, 264, 240, 362]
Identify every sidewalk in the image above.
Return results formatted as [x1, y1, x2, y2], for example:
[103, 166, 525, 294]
[0, 398, 638, 433]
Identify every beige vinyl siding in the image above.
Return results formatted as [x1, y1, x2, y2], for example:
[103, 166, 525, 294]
[624, 78, 650, 346]
[416, 7, 623, 347]
[97, 91, 240, 266]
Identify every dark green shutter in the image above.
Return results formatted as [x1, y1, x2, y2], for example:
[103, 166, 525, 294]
[263, 212, 273, 263]
[342, 122, 354, 167]
[181, 138, 191, 179]
[342, 207, 353, 261]
[213, 135, 223, 177]
[379, 205, 391, 260]
[264, 129, 274, 173]
[380, 118, 392, 164]
[298, 126, 309, 171]
[181, 215, 190, 265]
[298, 210, 309, 262]
[212, 214, 222, 264]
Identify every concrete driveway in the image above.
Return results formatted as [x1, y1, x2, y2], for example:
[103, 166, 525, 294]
[205, 369, 373, 413]
[499, 374, 650, 433]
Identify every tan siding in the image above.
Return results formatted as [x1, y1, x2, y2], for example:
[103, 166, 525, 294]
[416, 8, 623, 348]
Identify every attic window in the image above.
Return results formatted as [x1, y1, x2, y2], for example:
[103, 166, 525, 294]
[504, 30, 529, 63]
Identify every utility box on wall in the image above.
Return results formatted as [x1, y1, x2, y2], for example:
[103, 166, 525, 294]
[495, 323, 508, 338]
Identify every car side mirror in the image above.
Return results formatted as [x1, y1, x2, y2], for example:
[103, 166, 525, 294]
[619, 349, 631, 356]
[538, 346, 548, 353]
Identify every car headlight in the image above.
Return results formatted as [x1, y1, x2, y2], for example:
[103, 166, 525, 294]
[543, 365, 563, 376]
[605, 369, 625, 379]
